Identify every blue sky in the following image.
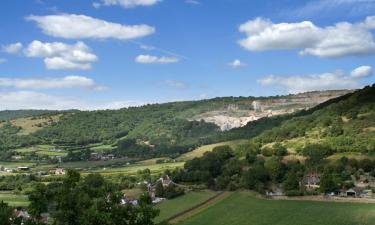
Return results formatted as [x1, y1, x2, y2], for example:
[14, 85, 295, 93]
[0, 0, 375, 110]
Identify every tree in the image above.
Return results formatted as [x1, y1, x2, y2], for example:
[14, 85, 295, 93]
[320, 170, 336, 193]
[0, 201, 12, 225]
[265, 157, 286, 182]
[283, 171, 299, 191]
[28, 183, 48, 221]
[273, 143, 288, 157]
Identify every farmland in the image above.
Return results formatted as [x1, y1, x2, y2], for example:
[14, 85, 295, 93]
[155, 190, 217, 223]
[0, 191, 29, 207]
[179, 192, 375, 225]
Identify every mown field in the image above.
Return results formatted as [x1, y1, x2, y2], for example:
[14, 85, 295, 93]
[0, 191, 29, 207]
[179, 192, 375, 225]
[155, 190, 217, 223]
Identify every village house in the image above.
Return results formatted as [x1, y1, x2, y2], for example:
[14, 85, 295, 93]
[148, 175, 174, 200]
[304, 173, 320, 189]
[55, 168, 66, 175]
[159, 175, 173, 187]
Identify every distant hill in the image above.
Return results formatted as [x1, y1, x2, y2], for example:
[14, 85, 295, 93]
[0, 110, 57, 121]
[0, 89, 354, 158]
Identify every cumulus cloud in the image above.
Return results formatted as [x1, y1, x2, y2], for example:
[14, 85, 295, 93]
[24, 40, 97, 70]
[95, 0, 161, 8]
[350, 65, 373, 77]
[228, 59, 246, 68]
[2, 42, 23, 54]
[0, 76, 105, 90]
[238, 16, 375, 58]
[26, 14, 155, 40]
[258, 66, 373, 93]
[135, 54, 179, 64]
[0, 91, 142, 110]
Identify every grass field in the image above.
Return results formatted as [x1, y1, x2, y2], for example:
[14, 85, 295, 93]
[91, 161, 184, 176]
[14, 145, 68, 157]
[155, 190, 217, 223]
[179, 192, 375, 225]
[0, 161, 36, 168]
[0, 191, 29, 207]
[177, 140, 247, 161]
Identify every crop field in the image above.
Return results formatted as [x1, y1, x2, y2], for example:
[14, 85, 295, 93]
[0, 161, 36, 168]
[91, 161, 184, 176]
[0, 191, 29, 207]
[177, 140, 247, 161]
[179, 192, 375, 225]
[14, 145, 68, 157]
[155, 190, 217, 223]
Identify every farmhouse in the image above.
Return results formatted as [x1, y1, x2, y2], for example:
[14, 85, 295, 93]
[55, 168, 66, 175]
[304, 173, 320, 188]
[159, 175, 173, 187]
[17, 166, 30, 171]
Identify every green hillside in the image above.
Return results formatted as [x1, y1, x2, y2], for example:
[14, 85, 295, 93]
[0, 89, 359, 161]
[243, 84, 375, 153]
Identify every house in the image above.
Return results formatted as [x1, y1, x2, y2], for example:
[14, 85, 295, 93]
[159, 175, 173, 187]
[346, 188, 357, 197]
[346, 187, 364, 197]
[14, 208, 30, 220]
[17, 166, 30, 171]
[304, 173, 320, 188]
[152, 197, 166, 204]
[55, 168, 66, 175]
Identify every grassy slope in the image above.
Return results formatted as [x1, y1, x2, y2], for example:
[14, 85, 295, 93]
[155, 190, 217, 223]
[0, 191, 29, 207]
[179, 192, 375, 225]
[177, 140, 247, 161]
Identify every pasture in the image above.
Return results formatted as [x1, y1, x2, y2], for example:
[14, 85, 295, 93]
[179, 192, 375, 225]
[177, 140, 247, 161]
[155, 190, 217, 223]
[0, 191, 29, 207]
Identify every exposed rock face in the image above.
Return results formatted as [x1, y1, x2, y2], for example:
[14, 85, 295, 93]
[190, 90, 353, 131]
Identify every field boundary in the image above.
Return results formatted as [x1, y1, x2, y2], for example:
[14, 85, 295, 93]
[165, 191, 230, 224]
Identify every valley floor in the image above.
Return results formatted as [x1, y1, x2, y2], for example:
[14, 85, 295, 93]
[178, 191, 375, 225]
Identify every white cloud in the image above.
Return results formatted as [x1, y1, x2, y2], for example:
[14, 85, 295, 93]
[26, 14, 155, 40]
[350, 65, 373, 77]
[0, 91, 142, 110]
[0, 76, 104, 90]
[24, 40, 97, 70]
[135, 54, 179, 64]
[140, 44, 156, 50]
[2, 42, 23, 54]
[258, 66, 373, 93]
[228, 59, 246, 68]
[289, 0, 375, 18]
[238, 16, 375, 58]
[0, 58, 7, 64]
[185, 0, 200, 5]
[97, 0, 161, 8]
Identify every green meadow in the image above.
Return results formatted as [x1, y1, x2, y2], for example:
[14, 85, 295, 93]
[179, 192, 375, 225]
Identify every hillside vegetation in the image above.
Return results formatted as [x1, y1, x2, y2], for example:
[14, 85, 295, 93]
[0, 90, 347, 160]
